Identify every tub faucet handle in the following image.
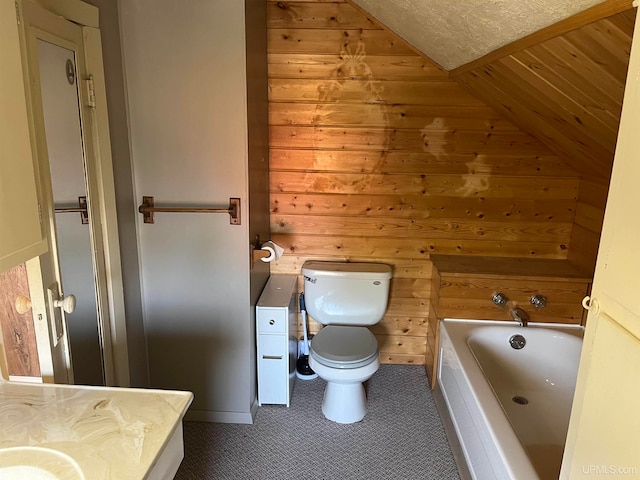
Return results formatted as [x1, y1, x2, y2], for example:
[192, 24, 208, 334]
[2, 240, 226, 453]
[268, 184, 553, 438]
[492, 293, 509, 307]
[530, 295, 547, 309]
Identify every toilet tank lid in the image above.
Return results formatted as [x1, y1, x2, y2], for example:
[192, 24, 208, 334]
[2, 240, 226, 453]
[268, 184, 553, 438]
[302, 261, 392, 280]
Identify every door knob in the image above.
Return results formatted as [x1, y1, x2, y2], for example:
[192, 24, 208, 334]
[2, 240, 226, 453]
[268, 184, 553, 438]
[15, 295, 33, 314]
[54, 294, 76, 314]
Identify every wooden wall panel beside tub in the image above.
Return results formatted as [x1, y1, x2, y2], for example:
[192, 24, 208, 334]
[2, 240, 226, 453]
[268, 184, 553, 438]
[427, 254, 592, 385]
[267, 0, 581, 364]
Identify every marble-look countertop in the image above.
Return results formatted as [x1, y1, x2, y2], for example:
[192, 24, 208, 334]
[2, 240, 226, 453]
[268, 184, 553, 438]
[0, 380, 193, 479]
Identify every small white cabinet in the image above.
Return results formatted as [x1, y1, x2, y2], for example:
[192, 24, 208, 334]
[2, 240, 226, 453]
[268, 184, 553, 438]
[256, 274, 297, 406]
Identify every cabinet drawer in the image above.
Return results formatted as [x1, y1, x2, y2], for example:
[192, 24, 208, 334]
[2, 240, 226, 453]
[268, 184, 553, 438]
[257, 334, 288, 405]
[257, 310, 287, 334]
[258, 334, 286, 358]
[258, 356, 288, 404]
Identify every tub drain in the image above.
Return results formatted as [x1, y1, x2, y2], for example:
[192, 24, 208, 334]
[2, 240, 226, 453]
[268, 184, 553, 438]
[512, 395, 529, 405]
[509, 334, 526, 350]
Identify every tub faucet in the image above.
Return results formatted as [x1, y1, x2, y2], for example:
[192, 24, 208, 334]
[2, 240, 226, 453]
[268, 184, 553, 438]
[510, 307, 529, 327]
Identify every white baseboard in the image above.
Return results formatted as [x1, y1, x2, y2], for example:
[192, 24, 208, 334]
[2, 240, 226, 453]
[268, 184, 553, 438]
[185, 398, 258, 424]
[8, 375, 43, 383]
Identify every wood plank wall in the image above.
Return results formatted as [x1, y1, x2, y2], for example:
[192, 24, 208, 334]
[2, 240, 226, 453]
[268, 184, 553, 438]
[0, 264, 40, 377]
[267, 0, 581, 364]
[453, 9, 636, 274]
[428, 255, 592, 385]
[426, 265, 441, 380]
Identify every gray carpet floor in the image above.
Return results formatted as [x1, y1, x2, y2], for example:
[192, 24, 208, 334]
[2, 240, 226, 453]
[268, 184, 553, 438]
[176, 365, 460, 479]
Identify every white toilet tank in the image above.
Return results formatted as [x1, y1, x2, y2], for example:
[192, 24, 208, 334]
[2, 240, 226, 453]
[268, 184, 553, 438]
[302, 261, 392, 326]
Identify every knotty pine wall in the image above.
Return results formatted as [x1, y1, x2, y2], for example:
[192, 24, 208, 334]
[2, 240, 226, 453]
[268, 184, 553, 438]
[267, 0, 581, 364]
[453, 8, 635, 274]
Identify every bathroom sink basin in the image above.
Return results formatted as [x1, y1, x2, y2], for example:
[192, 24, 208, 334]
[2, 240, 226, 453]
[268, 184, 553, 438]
[0, 446, 84, 480]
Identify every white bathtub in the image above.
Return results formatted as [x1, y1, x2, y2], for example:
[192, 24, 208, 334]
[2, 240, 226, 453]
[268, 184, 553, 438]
[437, 319, 583, 480]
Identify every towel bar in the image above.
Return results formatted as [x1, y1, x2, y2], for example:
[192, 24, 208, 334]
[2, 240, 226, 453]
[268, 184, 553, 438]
[138, 196, 241, 225]
[54, 196, 89, 224]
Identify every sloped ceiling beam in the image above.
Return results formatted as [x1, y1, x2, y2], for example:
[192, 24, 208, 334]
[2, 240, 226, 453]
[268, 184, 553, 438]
[451, 0, 634, 75]
[347, 0, 630, 72]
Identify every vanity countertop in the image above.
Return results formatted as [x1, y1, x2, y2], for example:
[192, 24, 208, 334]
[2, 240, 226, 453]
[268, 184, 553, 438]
[0, 380, 193, 479]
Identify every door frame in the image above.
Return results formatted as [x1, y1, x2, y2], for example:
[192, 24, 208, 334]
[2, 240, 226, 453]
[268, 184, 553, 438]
[17, 0, 130, 386]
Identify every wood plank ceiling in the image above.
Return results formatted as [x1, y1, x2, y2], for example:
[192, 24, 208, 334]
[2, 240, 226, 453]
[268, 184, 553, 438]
[452, 9, 636, 182]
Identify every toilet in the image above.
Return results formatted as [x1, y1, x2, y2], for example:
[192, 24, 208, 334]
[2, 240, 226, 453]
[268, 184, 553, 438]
[301, 261, 392, 423]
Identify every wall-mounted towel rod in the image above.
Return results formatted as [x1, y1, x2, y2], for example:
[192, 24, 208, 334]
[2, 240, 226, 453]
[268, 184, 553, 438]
[138, 196, 241, 225]
[54, 196, 89, 224]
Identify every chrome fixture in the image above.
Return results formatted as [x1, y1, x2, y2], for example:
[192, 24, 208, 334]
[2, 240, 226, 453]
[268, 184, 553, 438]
[530, 294, 547, 309]
[510, 307, 529, 327]
[492, 292, 508, 307]
[509, 334, 526, 350]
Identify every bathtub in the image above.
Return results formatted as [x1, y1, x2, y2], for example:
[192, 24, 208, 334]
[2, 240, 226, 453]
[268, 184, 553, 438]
[437, 319, 583, 480]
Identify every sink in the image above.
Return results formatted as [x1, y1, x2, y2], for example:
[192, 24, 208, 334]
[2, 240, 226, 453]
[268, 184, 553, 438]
[0, 446, 84, 480]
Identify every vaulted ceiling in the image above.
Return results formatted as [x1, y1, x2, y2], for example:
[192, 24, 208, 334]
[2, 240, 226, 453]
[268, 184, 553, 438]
[350, 0, 609, 70]
[453, 7, 635, 182]
[350, 0, 636, 184]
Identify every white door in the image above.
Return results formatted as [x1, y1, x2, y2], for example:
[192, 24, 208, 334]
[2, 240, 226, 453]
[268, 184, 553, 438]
[18, 0, 113, 385]
[39, 39, 105, 385]
[560, 6, 640, 478]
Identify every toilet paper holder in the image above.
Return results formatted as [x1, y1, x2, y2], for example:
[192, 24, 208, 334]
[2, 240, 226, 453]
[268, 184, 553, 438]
[252, 247, 271, 263]
[251, 236, 273, 266]
[250, 235, 283, 267]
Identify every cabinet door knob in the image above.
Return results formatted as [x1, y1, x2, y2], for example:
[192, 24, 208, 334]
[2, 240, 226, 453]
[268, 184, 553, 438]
[15, 295, 32, 314]
[269, 319, 275, 325]
[582, 296, 600, 315]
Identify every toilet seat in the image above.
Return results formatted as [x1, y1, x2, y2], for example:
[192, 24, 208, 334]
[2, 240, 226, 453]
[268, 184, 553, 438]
[310, 325, 378, 369]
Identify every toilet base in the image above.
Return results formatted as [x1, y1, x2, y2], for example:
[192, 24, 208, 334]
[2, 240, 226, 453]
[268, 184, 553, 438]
[309, 353, 379, 424]
[322, 381, 367, 424]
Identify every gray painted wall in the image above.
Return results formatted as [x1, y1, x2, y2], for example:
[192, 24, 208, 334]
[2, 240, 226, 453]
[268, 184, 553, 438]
[119, 0, 269, 421]
[246, 0, 272, 407]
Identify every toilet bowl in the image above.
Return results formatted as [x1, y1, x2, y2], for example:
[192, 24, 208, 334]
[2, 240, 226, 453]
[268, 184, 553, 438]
[302, 261, 392, 424]
[309, 325, 380, 423]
